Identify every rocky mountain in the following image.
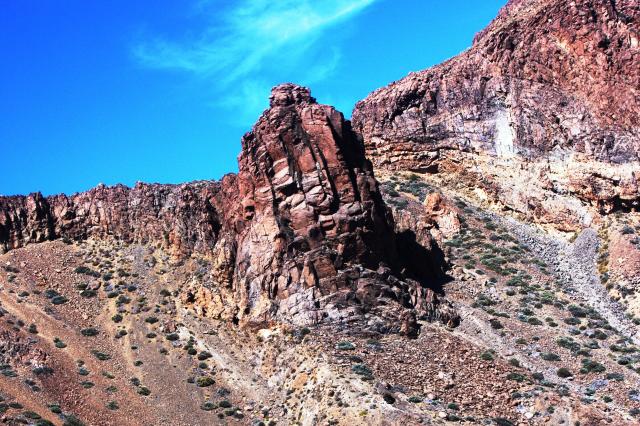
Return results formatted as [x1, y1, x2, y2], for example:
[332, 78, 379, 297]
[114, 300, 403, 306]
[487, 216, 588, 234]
[1, 84, 456, 336]
[353, 0, 639, 229]
[1, 0, 640, 425]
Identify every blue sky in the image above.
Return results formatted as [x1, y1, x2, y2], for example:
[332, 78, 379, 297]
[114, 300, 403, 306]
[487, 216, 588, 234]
[1, 0, 505, 196]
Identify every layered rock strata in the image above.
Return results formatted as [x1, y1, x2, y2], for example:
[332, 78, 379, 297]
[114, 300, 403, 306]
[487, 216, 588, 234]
[352, 0, 639, 229]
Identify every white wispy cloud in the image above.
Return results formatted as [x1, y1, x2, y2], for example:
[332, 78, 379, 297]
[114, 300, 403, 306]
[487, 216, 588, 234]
[134, 0, 376, 121]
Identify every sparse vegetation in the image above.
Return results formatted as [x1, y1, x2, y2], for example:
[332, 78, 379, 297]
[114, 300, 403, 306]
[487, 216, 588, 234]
[480, 350, 495, 361]
[336, 341, 355, 350]
[557, 368, 573, 378]
[197, 376, 215, 387]
[80, 327, 99, 337]
[92, 350, 111, 361]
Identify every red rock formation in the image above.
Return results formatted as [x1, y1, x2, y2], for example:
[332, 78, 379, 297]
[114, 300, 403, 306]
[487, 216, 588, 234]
[352, 0, 639, 228]
[0, 181, 226, 257]
[0, 84, 457, 334]
[229, 84, 398, 324]
[191, 84, 456, 331]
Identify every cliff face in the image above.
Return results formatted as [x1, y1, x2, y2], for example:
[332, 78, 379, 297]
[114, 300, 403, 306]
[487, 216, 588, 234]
[353, 0, 639, 229]
[0, 84, 456, 334]
[188, 84, 456, 332]
[0, 181, 230, 256]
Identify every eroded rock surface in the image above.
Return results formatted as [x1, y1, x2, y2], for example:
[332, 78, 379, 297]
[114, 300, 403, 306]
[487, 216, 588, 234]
[352, 0, 640, 229]
[189, 84, 455, 331]
[0, 84, 456, 334]
[0, 182, 227, 256]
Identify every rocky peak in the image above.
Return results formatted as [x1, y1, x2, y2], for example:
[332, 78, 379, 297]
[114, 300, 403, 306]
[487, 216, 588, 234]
[268, 83, 316, 107]
[239, 83, 394, 265]
[0, 86, 457, 335]
[207, 85, 454, 331]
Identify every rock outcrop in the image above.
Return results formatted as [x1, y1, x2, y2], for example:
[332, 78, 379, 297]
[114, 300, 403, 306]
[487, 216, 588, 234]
[352, 0, 639, 229]
[0, 84, 456, 334]
[0, 181, 227, 256]
[188, 84, 456, 331]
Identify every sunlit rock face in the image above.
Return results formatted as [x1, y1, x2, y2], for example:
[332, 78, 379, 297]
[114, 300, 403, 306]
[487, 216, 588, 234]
[210, 83, 455, 331]
[352, 0, 640, 229]
[0, 84, 457, 335]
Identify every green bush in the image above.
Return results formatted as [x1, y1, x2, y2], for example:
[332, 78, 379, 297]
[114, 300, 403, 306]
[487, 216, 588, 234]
[201, 402, 216, 411]
[564, 317, 581, 325]
[489, 319, 503, 329]
[197, 376, 215, 387]
[610, 344, 637, 353]
[74, 266, 100, 277]
[557, 337, 580, 352]
[580, 359, 605, 373]
[480, 351, 495, 361]
[336, 341, 355, 350]
[541, 353, 560, 361]
[197, 351, 212, 361]
[23, 411, 42, 420]
[527, 317, 543, 326]
[506, 372, 525, 382]
[591, 329, 608, 340]
[62, 414, 86, 426]
[80, 289, 97, 298]
[48, 404, 62, 414]
[606, 372, 624, 381]
[352, 364, 373, 377]
[557, 368, 573, 378]
[51, 295, 69, 305]
[116, 295, 130, 305]
[92, 350, 111, 361]
[568, 305, 587, 318]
